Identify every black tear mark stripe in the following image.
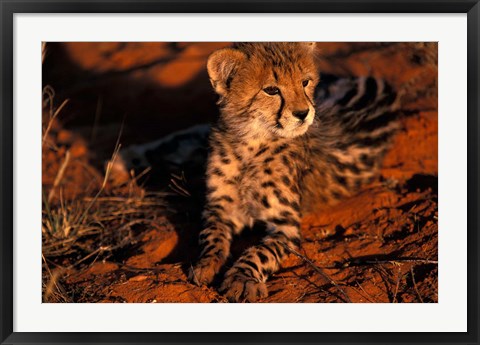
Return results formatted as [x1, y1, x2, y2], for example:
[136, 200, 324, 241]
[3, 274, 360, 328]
[276, 92, 285, 126]
[303, 89, 315, 107]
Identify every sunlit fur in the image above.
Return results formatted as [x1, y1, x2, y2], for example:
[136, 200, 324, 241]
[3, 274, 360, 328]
[188, 42, 400, 302]
[209, 42, 319, 139]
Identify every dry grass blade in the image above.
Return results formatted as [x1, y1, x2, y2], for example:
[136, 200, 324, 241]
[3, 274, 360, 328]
[392, 266, 402, 303]
[169, 172, 191, 197]
[410, 266, 424, 303]
[48, 150, 71, 202]
[42, 97, 69, 146]
[42, 254, 70, 303]
[283, 244, 352, 303]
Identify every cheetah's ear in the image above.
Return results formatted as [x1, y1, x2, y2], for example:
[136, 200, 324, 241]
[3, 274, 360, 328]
[207, 48, 246, 96]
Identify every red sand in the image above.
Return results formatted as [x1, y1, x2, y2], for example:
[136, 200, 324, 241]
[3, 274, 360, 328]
[42, 42, 437, 303]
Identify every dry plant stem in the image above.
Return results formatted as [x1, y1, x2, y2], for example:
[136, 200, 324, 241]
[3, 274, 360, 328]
[343, 258, 438, 267]
[410, 266, 424, 303]
[283, 244, 352, 303]
[169, 176, 191, 197]
[42, 254, 69, 302]
[48, 150, 71, 202]
[78, 142, 121, 225]
[42, 98, 69, 146]
[355, 280, 377, 303]
[392, 266, 402, 303]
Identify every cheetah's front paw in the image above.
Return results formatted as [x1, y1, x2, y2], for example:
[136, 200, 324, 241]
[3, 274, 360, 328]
[219, 268, 268, 302]
[188, 257, 221, 286]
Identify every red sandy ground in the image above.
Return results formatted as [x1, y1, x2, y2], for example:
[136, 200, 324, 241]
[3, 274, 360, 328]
[42, 42, 437, 303]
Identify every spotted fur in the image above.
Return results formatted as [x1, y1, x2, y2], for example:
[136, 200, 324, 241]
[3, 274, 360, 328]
[184, 43, 401, 302]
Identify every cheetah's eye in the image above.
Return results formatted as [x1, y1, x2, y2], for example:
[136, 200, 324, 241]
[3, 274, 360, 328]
[302, 79, 310, 87]
[263, 86, 280, 96]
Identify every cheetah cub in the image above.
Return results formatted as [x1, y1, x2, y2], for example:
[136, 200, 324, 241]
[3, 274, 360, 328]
[188, 42, 399, 302]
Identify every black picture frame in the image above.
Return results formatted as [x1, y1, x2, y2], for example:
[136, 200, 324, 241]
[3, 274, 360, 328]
[1, 1, 479, 344]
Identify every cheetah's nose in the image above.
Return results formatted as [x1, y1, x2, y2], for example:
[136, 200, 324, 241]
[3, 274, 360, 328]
[292, 109, 309, 121]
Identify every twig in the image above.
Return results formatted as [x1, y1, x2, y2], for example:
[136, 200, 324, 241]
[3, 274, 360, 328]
[48, 150, 71, 202]
[355, 280, 377, 303]
[392, 267, 402, 303]
[42, 254, 69, 302]
[77, 140, 121, 225]
[342, 258, 438, 267]
[283, 245, 352, 303]
[410, 266, 424, 303]
[169, 177, 191, 197]
[42, 99, 69, 146]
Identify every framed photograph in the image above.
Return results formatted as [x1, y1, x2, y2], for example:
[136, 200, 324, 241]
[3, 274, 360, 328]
[1, 1, 479, 344]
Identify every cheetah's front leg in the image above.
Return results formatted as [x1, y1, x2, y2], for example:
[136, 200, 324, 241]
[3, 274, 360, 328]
[188, 191, 247, 286]
[220, 221, 301, 302]
[188, 142, 246, 286]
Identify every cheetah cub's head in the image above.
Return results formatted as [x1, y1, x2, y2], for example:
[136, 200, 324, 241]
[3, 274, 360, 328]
[207, 42, 319, 139]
